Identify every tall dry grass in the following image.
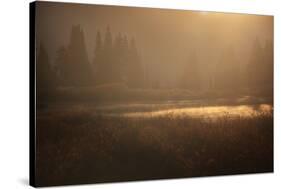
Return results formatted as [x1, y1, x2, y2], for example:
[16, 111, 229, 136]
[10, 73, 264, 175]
[35, 110, 273, 186]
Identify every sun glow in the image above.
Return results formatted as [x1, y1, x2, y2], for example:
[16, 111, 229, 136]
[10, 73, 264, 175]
[121, 104, 273, 119]
[199, 11, 209, 15]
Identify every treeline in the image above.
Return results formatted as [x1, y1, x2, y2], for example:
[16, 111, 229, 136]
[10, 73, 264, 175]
[37, 25, 144, 91]
[94, 27, 144, 87]
[247, 39, 273, 90]
[37, 24, 273, 94]
[180, 39, 273, 93]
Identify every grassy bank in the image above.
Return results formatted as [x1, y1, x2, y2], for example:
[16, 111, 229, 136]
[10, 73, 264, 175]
[38, 83, 273, 106]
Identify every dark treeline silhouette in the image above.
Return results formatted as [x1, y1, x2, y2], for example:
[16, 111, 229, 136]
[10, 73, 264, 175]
[180, 51, 200, 90]
[247, 39, 273, 92]
[94, 27, 144, 87]
[177, 39, 273, 93]
[36, 25, 273, 100]
[56, 25, 93, 86]
[36, 43, 57, 105]
[213, 46, 241, 90]
[38, 25, 145, 89]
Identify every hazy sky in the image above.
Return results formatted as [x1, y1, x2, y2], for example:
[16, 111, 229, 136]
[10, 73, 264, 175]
[35, 1, 273, 86]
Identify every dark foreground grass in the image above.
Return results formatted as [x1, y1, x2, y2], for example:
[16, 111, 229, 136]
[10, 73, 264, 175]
[35, 111, 273, 186]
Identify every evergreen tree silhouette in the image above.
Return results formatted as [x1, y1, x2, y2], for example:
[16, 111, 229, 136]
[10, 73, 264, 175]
[37, 43, 56, 90]
[37, 43, 57, 107]
[104, 26, 113, 50]
[68, 25, 93, 85]
[56, 25, 93, 86]
[92, 26, 144, 87]
[95, 30, 103, 53]
[181, 51, 200, 90]
[263, 40, 273, 89]
[96, 26, 118, 84]
[247, 38, 273, 91]
[55, 46, 69, 85]
[127, 37, 144, 88]
[93, 30, 103, 84]
[247, 38, 264, 88]
[214, 46, 240, 90]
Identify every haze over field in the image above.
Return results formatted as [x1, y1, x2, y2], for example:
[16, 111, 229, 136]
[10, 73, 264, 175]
[33, 1, 273, 187]
[36, 2, 273, 89]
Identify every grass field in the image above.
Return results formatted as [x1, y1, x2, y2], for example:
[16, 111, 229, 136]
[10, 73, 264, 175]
[35, 104, 273, 186]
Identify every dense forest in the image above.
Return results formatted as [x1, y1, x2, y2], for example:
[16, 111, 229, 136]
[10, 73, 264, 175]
[37, 25, 273, 96]
[37, 25, 144, 89]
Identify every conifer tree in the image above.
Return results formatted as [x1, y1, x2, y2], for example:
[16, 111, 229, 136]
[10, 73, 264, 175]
[56, 25, 93, 86]
[37, 43, 56, 89]
[214, 46, 240, 90]
[181, 51, 200, 90]
[127, 37, 144, 88]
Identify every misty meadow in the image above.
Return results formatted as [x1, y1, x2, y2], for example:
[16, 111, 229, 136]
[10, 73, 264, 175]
[34, 2, 273, 186]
